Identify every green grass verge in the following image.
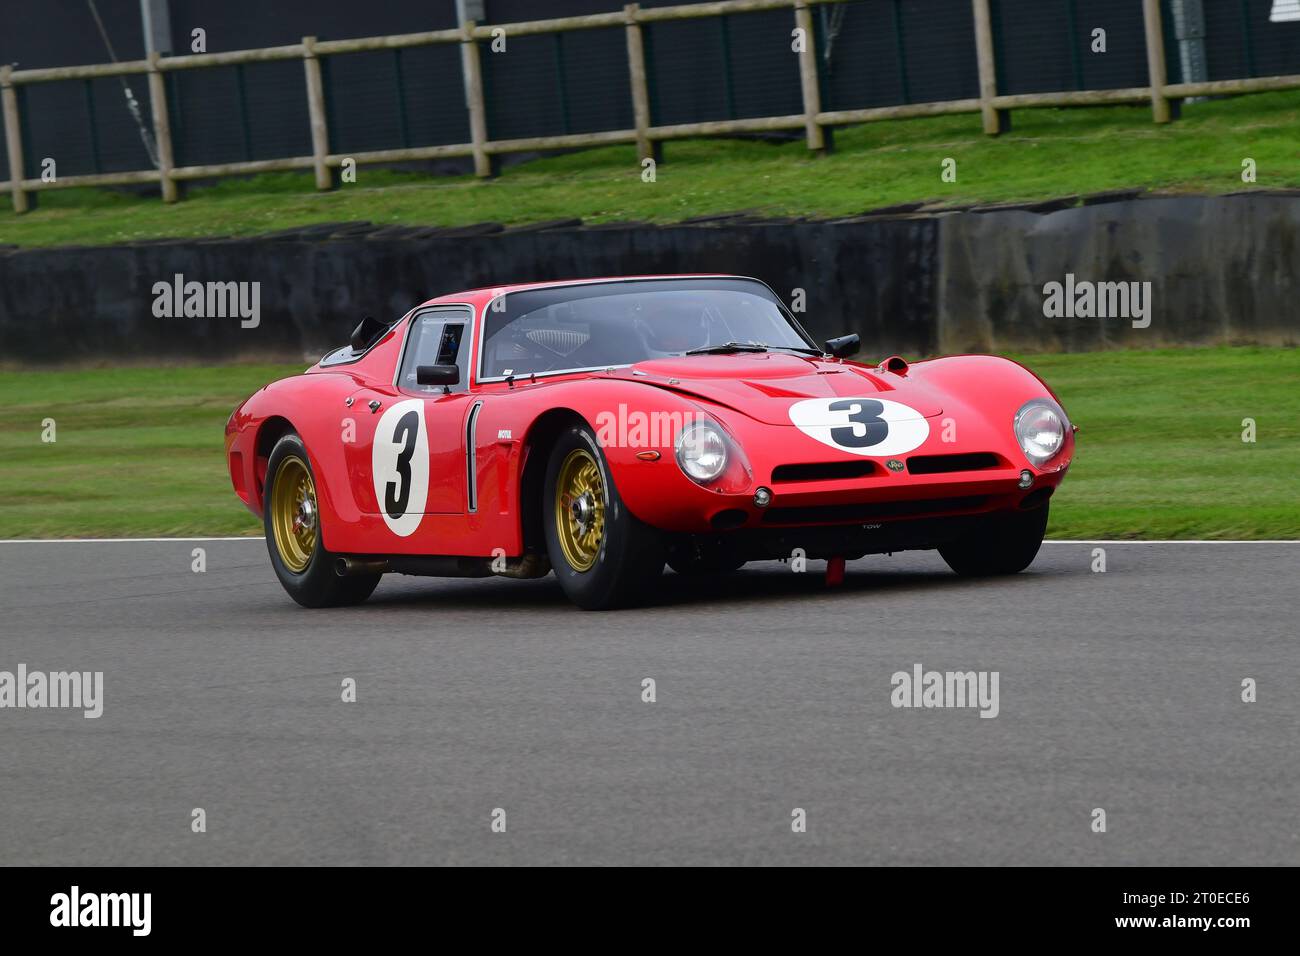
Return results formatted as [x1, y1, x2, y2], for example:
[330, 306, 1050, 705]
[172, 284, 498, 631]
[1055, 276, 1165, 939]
[2, 92, 1298, 249]
[1, 348, 1295, 539]
[1022, 347, 1298, 540]
[0, 365, 293, 538]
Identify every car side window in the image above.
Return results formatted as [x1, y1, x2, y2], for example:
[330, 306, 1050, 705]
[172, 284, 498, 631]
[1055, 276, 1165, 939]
[398, 310, 472, 393]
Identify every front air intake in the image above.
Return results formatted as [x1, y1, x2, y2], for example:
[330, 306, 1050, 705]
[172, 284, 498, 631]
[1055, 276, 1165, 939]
[906, 452, 1001, 475]
[771, 461, 876, 482]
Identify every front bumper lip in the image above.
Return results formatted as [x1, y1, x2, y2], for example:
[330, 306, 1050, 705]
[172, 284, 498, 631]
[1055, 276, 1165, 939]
[615, 428, 1073, 533]
[695, 466, 1065, 531]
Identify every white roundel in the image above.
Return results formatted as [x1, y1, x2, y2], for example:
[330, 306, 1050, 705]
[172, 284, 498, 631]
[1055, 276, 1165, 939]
[788, 397, 930, 457]
[372, 398, 429, 536]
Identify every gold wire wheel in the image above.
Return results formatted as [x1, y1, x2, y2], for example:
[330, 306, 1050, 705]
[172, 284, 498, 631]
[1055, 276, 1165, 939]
[555, 448, 606, 572]
[270, 454, 318, 573]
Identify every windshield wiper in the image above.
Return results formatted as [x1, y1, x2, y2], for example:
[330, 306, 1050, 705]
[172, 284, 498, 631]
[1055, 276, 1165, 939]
[684, 341, 821, 356]
[685, 342, 767, 355]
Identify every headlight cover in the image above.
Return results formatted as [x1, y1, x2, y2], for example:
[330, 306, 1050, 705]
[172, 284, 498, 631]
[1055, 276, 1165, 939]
[1014, 399, 1067, 467]
[676, 420, 729, 483]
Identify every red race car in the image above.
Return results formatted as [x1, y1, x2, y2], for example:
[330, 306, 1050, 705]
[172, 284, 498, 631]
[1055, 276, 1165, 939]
[226, 275, 1075, 610]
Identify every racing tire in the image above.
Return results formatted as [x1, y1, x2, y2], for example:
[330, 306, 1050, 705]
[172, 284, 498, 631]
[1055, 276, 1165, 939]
[543, 423, 665, 610]
[264, 432, 381, 608]
[938, 503, 1050, 577]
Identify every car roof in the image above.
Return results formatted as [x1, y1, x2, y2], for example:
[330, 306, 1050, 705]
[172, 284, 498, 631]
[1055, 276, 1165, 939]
[413, 274, 761, 310]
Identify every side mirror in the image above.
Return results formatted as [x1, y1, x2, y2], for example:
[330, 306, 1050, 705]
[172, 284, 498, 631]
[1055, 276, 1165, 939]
[824, 333, 860, 358]
[416, 364, 460, 387]
[350, 315, 388, 353]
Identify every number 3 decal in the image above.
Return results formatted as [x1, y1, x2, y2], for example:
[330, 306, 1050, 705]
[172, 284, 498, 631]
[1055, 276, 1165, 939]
[789, 397, 930, 457]
[372, 399, 429, 536]
[385, 410, 420, 518]
[827, 398, 889, 449]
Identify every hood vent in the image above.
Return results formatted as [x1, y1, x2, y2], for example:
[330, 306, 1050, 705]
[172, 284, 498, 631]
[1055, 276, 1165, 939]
[744, 380, 813, 399]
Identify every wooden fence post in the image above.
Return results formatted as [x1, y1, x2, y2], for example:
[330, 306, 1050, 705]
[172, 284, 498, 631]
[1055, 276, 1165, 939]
[794, 0, 826, 152]
[971, 0, 1004, 134]
[1142, 0, 1172, 123]
[460, 21, 493, 178]
[624, 3, 656, 164]
[146, 52, 179, 202]
[302, 36, 333, 190]
[0, 66, 29, 213]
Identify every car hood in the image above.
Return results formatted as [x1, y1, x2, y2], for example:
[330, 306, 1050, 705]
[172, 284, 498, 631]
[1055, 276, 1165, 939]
[609, 353, 944, 425]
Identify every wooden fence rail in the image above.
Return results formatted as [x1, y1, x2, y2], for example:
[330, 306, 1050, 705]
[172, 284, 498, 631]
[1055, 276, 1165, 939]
[1, 0, 1298, 213]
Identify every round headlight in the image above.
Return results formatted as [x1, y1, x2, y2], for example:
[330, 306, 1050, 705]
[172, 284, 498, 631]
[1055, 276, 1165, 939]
[676, 421, 728, 483]
[1014, 400, 1066, 467]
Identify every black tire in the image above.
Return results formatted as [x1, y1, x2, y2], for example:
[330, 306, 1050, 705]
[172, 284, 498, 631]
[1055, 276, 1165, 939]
[939, 503, 1050, 577]
[543, 422, 665, 610]
[264, 432, 381, 608]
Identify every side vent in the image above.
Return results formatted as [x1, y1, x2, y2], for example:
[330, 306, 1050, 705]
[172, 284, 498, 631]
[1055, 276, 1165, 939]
[466, 401, 484, 513]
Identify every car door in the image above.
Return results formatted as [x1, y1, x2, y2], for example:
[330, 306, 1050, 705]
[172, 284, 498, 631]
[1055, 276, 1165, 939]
[375, 306, 475, 520]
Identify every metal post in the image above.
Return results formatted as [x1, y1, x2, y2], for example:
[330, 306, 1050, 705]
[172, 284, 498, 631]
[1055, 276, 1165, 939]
[455, 0, 486, 23]
[1171, 0, 1208, 101]
[1142, 0, 1172, 123]
[1, 66, 29, 213]
[146, 52, 179, 202]
[302, 36, 332, 190]
[795, 1, 826, 152]
[139, 0, 172, 56]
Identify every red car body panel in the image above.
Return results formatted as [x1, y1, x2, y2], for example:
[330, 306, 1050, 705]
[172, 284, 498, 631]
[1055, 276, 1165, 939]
[226, 276, 1073, 561]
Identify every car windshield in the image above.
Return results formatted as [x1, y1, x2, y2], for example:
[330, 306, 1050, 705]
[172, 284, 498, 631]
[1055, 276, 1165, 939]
[479, 278, 813, 379]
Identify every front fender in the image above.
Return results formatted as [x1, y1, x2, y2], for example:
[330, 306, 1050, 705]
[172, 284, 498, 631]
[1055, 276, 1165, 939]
[909, 355, 1076, 473]
[494, 379, 743, 535]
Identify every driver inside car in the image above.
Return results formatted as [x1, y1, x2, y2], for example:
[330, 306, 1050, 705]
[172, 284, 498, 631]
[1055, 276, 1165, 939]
[637, 298, 714, 354]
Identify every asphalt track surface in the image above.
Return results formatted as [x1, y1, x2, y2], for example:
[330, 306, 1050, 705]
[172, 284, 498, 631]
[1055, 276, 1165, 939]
[0, 539, 1296, 866]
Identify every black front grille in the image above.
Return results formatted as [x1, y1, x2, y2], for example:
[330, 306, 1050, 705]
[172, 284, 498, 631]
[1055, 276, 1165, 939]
[762, 496, 989, 525]
[906, 452, 1001, 475]
[771, 461, 876, 482]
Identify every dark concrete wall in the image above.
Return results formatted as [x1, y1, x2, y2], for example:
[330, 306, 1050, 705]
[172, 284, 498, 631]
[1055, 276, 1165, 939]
[0, 215, 940, 364]
[1, 193, 1296, 366]
[937, 194, 1300, 352]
